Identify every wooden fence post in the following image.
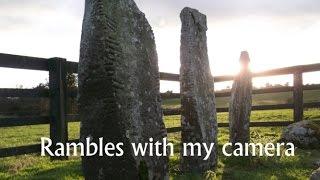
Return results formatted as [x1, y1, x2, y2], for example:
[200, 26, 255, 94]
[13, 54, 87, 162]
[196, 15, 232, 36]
[49, 58, 68, 160]
[293, 72, 303, 122]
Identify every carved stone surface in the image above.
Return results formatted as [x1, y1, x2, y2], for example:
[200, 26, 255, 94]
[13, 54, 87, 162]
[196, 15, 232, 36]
[179, 7, 218, 173]
[78, 0, 168, 179]
[229, 51, 252, 146]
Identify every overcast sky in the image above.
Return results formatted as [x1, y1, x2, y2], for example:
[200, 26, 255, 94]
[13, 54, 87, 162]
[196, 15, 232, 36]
[0, 0, 320, 91]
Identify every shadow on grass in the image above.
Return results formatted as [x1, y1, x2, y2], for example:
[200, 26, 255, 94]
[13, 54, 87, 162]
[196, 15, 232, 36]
[220, 147, 318, 180]
[12, 159, 83, 179]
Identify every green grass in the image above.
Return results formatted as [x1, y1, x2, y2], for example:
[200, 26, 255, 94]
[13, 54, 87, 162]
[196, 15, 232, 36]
[1, 122, 319, 179]
[162, 89, 320, 109]
[0, 93, 320, 179]
[168, 127, 320, 180]
[0, 123, 80, 149]
[164, 109, 320, 128]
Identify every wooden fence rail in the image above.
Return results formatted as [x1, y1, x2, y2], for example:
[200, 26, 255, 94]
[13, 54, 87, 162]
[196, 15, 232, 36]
[0, 53, 320, 158]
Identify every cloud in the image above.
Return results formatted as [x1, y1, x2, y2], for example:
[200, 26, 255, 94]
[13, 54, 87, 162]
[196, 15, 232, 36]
[165, 0, 320, 16]
[0, 0, 84, 30]
[2, 0, 319, 30]
[135, 0, 320, 27]
[0, 0, 319, 89]
[0, 0, 85, 62]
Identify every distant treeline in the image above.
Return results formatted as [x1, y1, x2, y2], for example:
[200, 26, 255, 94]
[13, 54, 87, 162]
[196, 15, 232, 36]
[1, 77, 318, 116]
[0, 74, 77, 117]
[217, 82, 318, 93]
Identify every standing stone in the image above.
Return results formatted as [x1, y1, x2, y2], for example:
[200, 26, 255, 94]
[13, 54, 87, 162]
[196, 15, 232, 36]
[180, 7, 218, 173]
[78, 0, 168, 179]
[281, 120, 320, 149]
[229, 51, 252, 146]
[310, 168, 320, 180]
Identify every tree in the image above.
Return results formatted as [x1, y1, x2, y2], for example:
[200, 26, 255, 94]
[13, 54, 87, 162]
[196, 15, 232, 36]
[66, 73, 78, 89]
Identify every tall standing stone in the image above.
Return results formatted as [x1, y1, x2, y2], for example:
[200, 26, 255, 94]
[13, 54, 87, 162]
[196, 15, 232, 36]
[180, 7, 218, 173]
[78, 0, 168, 179]
[229, 51, 252, 146]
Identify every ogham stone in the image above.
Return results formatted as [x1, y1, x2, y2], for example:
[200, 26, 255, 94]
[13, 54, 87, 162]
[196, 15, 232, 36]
[179, 7, 218, 173]
[78, 0, 168, 179]
[229, 51, 252, 147]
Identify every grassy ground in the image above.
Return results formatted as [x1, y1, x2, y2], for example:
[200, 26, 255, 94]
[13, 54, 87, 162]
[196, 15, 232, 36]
[162, 90, 320, 108]
[1, 111, 320, 179]
[0, 93, 320, 179]
[1, 122, 320, 179]
[163, 109, 320, 128]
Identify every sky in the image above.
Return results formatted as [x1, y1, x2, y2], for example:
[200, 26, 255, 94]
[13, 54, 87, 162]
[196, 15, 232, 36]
[0, 0, 320, 92]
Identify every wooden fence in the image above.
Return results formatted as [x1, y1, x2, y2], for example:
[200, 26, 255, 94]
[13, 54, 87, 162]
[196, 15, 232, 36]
[0, 53, 319, 158]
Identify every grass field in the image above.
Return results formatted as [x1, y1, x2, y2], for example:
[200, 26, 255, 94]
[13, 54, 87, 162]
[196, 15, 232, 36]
[1, 119, 320, 179]
[162, 89, 320, 109]
[0, 90, 319, 179]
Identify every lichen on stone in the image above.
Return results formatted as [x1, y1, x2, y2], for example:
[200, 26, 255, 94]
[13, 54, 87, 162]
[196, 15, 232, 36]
[79, 0, 168, 179]
[179, 7, 218, 173]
